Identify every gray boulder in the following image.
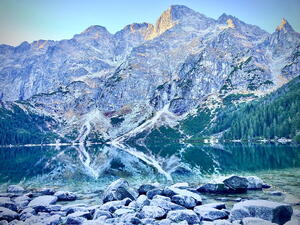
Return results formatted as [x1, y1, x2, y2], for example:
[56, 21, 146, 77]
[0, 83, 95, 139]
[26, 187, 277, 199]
[39, 188, 55, 195]
[230, 200, 293, 224]
[167, 209, 200, 224]
[141, 205, 166, 219]
[0, 207, 18, 222]
[201, 202, 226, 210]
[163, 186, 202, 204]
[65, 216, 87, 225]
[68, 211, 92, 220]
[138, 184, 159, 195]
[100, 198, 131, 212]
[113, 207, 135, 217]
[150, 198, 185, 212]
[102, 179, 136, 203]
[146, 188, 163, 199]
[54, 191, 77, 201]
[0, 198, 17, 212]
[171, 195, 197, 209]
[28, 195, 58, 213]
[246, 176, 264, 190]
[7, 186, 24, 194]
[93, 209, 112, 220]
[223, 176, 248, 193]
[194, 206, 228, 221]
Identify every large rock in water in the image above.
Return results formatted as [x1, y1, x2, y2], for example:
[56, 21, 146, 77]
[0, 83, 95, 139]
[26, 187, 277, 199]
[223, 176, 248, 193]
[54, 191, 77, 201]
[230, 200, 293, 225]
[197, 183, 229, 194]
[7, 185, 24, 194]
[102, 179, 137, 203]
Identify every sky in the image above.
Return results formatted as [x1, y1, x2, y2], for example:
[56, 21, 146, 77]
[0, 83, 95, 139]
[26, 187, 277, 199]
[0, 0, 299, 46]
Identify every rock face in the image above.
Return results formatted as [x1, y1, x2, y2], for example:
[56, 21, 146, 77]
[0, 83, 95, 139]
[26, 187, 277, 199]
[229, 200, 293, 224]
[1, 5, 299, 143]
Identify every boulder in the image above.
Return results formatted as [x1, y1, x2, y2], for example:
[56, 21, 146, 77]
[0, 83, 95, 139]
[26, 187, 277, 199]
[134, 195, 150, 209]
[19, 207, 35, 221]
[54, 191, 77, 201]
[119, 212, 141, 224]
[0, 207, 18, 222]
[39, 188, 55, 195]
[223, 176, 248, 193]
[150, 198, 185, 212]
[65, 216, 87, 225]
[100, 198, 131, 212]
[0, 220, 8, 225]
[194, 206, 228, 221]
[68, 211, 92, 220]
[146, 188, 163, 199]
[28, 195, 58, 213]
[61, 204, 88, 215]
[171, 195, 197, 209]
[201, 202, 226, 210]
[138, 184, 159, 195]
[153, 195, 171, 201]
[93, 209, 112, 220]
[246, 176, 264, 190]
[167, 209, 200, 224]
[242, 217, 277, 225]
[12, 196, 30, 210]
[197, 183, 229, 194]
[0, 198, 17, 212]
[163, 187, 202, 204]
[230, 200, 293, 224]
[113, 207, 135, 217]
[102, 179, 136, 203]
[141, 205, 166, 219]
[7, 186, 24, 194]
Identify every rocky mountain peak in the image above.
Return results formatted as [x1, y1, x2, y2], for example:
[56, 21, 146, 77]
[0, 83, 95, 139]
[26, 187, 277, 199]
[276, 18, 294, 32]
[80, 25, 111, 36]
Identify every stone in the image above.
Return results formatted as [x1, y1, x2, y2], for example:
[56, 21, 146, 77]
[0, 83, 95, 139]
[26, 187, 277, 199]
[102, 179, 136, 203]
[223, 176, 248, 193]
[65, 216, 87, 225]
[54, 191, 77, 201]
[7, 220, 25, 225]
[0, 220, 8, 225]
[39, 188, 55, 195]
[153, 195, 171, 201]
[229, 200, 293, 224]
[113, 207, 135, 217]
[68, 211, 92, 220]
[197, 183, 229, 194]
[12, 196, 30, 210]
[138, 184, 159, 195]
[194, 206, 228, 221]
[150, 198, 185, 212]
[100, 198, 131, 212]
[167, 209, 200, 224]
[163, 186, 202, 204]
[0, 207, 18, 222]
[170, 183, 189, 189]
[135, 195, 150, 208]
[0, 198, 17, 212]
[61, 204, 88, 215]
[246, 176, 264, 190]
[93, 209, 112, 220]
[242, 217, 277, 225]
[268, 191, 283, 196]
[141, 206, 166, 219]
[7, 186, 24, 194]
[146, 188, 163, 199]
[28, 195, 58, 213]
[201, 202, 226, 210]
[171, 195, 197, 209]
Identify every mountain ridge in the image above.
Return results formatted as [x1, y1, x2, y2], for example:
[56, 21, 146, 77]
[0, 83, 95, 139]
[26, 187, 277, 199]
[0, 5, 299, 144]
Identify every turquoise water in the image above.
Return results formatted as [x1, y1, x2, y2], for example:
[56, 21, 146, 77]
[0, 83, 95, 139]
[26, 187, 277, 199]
[0, 143, 299, 199]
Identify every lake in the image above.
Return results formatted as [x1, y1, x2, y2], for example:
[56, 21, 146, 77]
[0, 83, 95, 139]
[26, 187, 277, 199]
[0, 142, 299, 201]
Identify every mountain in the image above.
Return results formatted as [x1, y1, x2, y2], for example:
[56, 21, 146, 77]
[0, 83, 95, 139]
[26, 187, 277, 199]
[0, 5, 299, 145]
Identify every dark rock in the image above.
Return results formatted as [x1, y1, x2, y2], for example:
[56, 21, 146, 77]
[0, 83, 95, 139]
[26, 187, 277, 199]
[197, 183, 229, 194]
[167, 209, 200, 224]
[102, 179, 136, 203]
[163, 186, 202, 204]
[230, 200, 293, 224]
[0, 198, 17, 212]
[7, 186, 24, 194]
[19, 207, 35, 221]
[147, 188, 163, 199]
[268, 191, 283, 196]
[140, 206, 166, 219]
[0, 207, 18, 222]
[223, 176, 248, 193]
[54, 191, 77, 201]
[171, 195, 197, 209]
[65, 216, 87, 225]
[194, 206, 228, 221]
[61, 204, 88, 215]
[138, 184, 159, 195]
[39, 188, 55, 195]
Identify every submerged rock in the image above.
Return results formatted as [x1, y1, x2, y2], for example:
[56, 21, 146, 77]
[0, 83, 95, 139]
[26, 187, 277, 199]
[230, 200, 293, 224]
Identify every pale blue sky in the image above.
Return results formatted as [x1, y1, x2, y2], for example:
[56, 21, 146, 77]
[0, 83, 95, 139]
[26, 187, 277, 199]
[0, 0, 299, 46]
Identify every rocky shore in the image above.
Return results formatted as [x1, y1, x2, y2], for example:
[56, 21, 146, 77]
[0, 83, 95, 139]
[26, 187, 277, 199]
[0, 175, 298, 225]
